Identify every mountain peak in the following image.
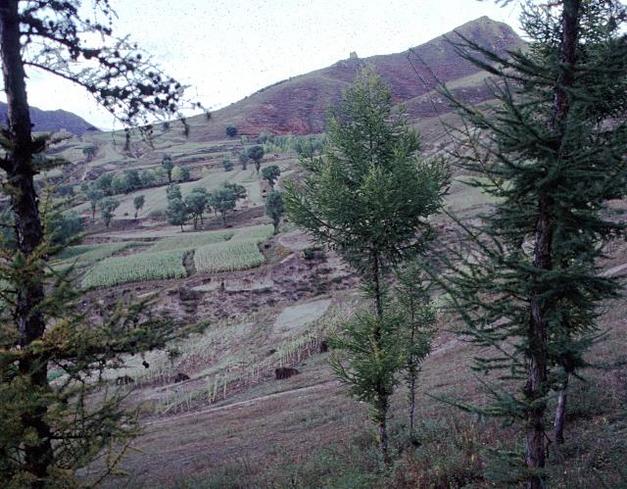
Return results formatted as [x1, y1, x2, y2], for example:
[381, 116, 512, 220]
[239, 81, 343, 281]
[0, 102, 98, 135]
[446, 15, 522, 46]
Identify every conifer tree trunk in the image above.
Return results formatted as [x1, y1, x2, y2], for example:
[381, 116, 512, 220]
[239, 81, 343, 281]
[525, 2, 580, 487]
[554, 375, 569, 444]
[371, 250, 390, 463]
[0, 1, 54, 484]
[526, 193, 551, 489]
[408, 305, 417, 434]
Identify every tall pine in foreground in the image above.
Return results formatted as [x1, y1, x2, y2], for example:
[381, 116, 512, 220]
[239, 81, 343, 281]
[0, 1, 192, 487]
[437, 1, 626, 487]
[285, 68, 447, 463]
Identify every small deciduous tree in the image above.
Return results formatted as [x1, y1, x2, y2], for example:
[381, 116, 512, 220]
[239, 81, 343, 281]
[261, 164, 281, 188]
[166, 197, 188, 232]
[133, 195, 146, 219]
[99, 197, 120, 228]
[46, 210, 84, 247]
[238, 151, 249, 170]
[81, 145, 97, 162]
[83, 183, 104, 222]
[140, 168, 157, 187]
[111, 173, 130, 194]
[285, 68, 447, 463]
[166, 183, 183, 202]
[124, 169, 142, 191]
[224, 182, 247, 201]
[210, 185, 242, 226]
[265, 190, 284, 234]
[184, 187, 209, 230]
[247, 145, 264, 174]
[96, 173, 114, 196]
[162, 155, 174, 183]
[226, 125, 237, 137]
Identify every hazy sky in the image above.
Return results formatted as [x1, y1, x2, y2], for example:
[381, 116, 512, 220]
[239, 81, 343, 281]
[18, 0, 522, 129]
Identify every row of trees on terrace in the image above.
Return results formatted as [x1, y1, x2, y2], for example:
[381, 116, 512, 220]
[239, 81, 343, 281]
[165, 182, 247, 230]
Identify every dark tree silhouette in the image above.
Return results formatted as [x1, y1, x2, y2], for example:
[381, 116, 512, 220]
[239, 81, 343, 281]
[0, 1, 191, 485]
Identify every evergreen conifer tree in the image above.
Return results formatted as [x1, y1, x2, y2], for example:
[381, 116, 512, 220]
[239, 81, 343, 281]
[285, 68, 447, 462]
[435, 2, 626, 487]
[394, 263, 436, 436]
[0, 2, 192, 486]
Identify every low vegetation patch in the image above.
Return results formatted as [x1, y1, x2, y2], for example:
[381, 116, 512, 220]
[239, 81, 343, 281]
[231, 223, 274, 242]
[82, 249, 187, 288]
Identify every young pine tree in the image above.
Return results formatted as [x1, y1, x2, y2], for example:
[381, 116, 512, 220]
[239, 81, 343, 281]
[285, 68, 447, 463]
[394, 262, 436, 437]
[437, 2, 626, 487]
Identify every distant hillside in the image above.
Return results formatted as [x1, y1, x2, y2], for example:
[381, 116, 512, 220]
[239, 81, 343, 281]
[0, 102, 99, 135]
[191, 16, 524, 138]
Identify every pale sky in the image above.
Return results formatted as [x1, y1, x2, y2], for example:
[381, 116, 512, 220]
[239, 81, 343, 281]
[19, 0, 522, 129]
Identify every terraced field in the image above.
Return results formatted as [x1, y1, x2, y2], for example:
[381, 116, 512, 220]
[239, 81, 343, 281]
[82, 249, 188, 289]
[148, 229, 234, 252]
[80, 224, 274, 288]
[52, 241, 145, 272]
[191, 224, 274, 273]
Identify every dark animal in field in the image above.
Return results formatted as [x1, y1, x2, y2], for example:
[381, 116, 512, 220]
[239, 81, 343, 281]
[319, 340, 329, 353]
[174, 372, 190, 383]
[115, 375, 134, 385]
[142, 360, 150, 369]
[275, 367, 299, 380]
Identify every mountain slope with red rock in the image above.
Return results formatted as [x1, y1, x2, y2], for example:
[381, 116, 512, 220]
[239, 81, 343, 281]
[189, 16, 524, 139]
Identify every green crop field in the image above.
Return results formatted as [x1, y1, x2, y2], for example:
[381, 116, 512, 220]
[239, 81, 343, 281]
[194, 240, 265, 273]
[82, 249, 187, 289]
[148, 229, 234, 252]
[193, 224, 274, 273]
[53, 242, 144, 272]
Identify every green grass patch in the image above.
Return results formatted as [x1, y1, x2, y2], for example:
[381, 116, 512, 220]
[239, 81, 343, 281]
[231, 224, 274, 242]
[82, 249, 187, 288]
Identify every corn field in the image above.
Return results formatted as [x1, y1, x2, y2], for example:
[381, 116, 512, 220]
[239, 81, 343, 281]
[82, 249, 187, 288]
[149, 229, 234, 253]
[193, 239, 265, 273]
